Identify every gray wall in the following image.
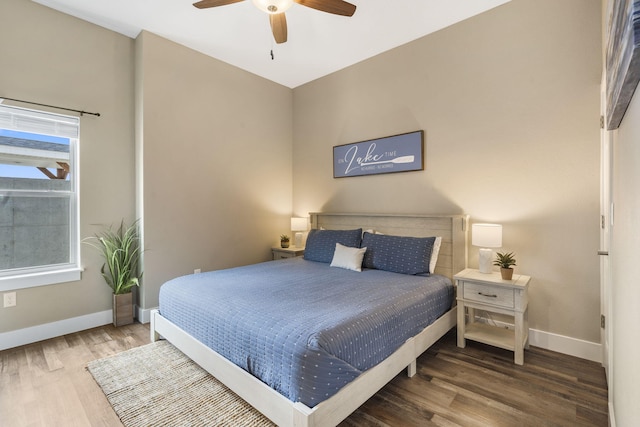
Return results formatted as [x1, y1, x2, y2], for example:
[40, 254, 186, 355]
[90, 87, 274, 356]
[0, 178, 70, 269]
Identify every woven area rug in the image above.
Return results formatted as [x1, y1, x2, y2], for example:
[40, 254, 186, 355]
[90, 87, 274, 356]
[87, 340, 275, 427]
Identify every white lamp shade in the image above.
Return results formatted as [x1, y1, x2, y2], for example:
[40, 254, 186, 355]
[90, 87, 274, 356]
[291, 217, 308, 232]
[472, 223, 503, 248]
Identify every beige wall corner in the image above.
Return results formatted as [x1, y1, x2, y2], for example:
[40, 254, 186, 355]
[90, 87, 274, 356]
[136, 32, 293, 309]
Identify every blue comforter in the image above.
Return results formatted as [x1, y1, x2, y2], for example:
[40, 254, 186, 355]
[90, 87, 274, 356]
[159, 257, 453, 407]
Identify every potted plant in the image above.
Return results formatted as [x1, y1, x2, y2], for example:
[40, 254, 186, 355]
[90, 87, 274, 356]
[86, 220, 141, 326]
[493, 251, 516, 280]
[280, 234, 290, 248]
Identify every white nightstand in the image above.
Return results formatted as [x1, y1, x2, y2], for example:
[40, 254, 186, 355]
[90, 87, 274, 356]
[454, 268, 531, 365]
[271, 247, 305, 260]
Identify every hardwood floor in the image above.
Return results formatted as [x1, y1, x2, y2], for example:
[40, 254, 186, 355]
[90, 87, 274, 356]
[0, 323, 149, 427]
[343, 330, 608, 427]
[0, 324, 607, 427]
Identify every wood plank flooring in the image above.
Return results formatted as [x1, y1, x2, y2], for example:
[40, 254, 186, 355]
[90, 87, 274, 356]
[0, 324, 607, 426]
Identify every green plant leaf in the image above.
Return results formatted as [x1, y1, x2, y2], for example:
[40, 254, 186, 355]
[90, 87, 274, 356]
[84, 219, 142, 295]
[493, 251, 517, 268]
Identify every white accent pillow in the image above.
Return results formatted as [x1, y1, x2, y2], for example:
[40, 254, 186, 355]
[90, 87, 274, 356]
[429, 236, 442, 274]
[330, 243, 367, 272]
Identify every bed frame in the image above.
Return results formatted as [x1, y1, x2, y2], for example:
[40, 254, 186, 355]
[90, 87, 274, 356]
[150, 213, 468, 427]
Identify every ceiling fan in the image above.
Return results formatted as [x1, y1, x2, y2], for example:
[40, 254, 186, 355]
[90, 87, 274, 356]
[193, 0, 357, 44]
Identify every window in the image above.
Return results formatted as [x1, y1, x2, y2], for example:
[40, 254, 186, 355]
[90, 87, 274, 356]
[0, 104, 81, 291]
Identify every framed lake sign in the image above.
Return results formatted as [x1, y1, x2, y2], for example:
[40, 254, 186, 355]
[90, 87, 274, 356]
[333, 130, 424, 178]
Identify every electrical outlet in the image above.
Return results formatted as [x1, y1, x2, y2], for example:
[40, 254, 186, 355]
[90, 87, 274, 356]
[194, 268, 201, 274]
[3, 292, 16, 308]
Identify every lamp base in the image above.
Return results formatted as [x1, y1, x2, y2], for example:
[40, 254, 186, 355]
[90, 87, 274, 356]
[478, 248, 493, 273]
[294, 232, 303, 248]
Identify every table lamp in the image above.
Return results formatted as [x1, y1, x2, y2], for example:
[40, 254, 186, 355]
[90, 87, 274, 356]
[291, 217, 308, 248]
[472, 223, 502, 274]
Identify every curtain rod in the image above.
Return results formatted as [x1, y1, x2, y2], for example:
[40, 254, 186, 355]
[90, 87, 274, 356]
[0, 96, 100, 117]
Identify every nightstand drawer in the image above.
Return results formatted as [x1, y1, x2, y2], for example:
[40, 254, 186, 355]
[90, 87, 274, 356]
[271, 247, 305, 260]
[463, 282, 514, 308]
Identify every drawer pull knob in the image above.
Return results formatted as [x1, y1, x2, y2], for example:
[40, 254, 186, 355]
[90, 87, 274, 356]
[478, 292, 497, 298]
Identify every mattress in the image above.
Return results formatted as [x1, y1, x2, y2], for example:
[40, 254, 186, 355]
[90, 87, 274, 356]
[159, 257, 453, 407]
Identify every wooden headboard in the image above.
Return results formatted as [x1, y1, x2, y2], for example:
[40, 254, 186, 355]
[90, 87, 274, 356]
[309, 212, 469, 281]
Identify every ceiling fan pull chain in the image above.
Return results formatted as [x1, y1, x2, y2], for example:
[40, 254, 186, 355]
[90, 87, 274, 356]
[270, 49, 274, 60]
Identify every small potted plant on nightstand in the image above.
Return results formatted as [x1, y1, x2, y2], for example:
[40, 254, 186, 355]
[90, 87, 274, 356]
[494, 251, 516, 280]
[280, 235, 290, 248]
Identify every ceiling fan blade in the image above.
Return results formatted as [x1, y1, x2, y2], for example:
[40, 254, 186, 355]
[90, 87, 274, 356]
[293, 0, 356, 16]
[270, 13, 288, 44]
[193, 0, 244, 9]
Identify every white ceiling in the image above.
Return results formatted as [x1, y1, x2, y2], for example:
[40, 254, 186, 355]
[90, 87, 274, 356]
[32, 0, 511, 88]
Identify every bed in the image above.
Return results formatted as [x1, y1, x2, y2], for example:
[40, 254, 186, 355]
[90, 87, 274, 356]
[150, 213, 468, 426]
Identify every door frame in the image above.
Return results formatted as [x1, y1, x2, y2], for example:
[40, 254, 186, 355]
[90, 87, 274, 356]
[600, 73, 613, 411]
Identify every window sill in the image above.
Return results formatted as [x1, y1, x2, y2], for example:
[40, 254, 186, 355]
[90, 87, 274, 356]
[0, 268, 83, 292]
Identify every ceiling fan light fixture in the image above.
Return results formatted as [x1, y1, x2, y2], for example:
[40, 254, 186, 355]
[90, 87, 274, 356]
[251, 0, 293, 14]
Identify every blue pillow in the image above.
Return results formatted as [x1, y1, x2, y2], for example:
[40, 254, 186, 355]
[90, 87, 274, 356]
[304, 229, 362, 263]
[361, 232, 436, 275]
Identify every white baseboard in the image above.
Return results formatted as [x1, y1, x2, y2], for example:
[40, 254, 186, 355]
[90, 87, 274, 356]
[529, 328, 601, 363]
[473, 315, 601, 363]
[609, 401, 616, 427]
[136, 305, 157, 324]
[0, 307, 156, 351]
[0, 310, 112, 351]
